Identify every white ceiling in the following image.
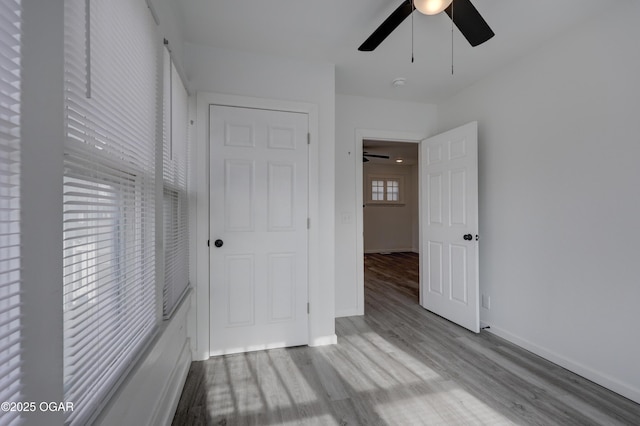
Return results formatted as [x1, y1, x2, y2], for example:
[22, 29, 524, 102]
[175, 0, 612, 103]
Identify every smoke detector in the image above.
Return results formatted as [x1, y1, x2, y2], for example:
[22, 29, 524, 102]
[392, 78, 406, 88]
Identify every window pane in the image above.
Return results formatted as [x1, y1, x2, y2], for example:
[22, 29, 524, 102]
[372, 180, 384, 201]
[387, 180, 399, 201]
[163, 51, 190, 318]
[63, 0, 158, 422]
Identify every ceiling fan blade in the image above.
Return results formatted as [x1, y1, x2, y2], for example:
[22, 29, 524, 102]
[444, 0, 494, 47]
[364, 154, 390, 159]
[363, 157, 370, 162]
[358, 0, 413, 52]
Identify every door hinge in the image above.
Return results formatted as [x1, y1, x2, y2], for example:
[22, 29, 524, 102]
[307, 133, 310, 145]
[307, 303, 310, 314]
[207, 239, 210, 247]
[307, 218, 310, 229]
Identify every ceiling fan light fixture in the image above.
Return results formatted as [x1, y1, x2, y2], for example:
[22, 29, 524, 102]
[413, 0, 453, 16]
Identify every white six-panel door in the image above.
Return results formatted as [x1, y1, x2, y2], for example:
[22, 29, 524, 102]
[420, 122, 479, 333]
[209, 105, 309, 355]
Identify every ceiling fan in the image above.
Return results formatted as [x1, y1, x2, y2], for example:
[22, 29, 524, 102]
[359, 0, 494, 52]
[363, 152, 390, 162]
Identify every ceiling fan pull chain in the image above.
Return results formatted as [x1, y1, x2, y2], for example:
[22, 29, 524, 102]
[411, 0, 415, 63]
[451, 0, 454, 75]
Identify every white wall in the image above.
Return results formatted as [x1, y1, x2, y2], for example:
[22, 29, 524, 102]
[21, 2, 65, 424]
[148, 0, 185, 65]
[95, 298, 192, 426]
[184, 43, 337, 356]
[438, 0, 640, 403]
[363, 163, 418, 253]
[335, 94, 437, 317]
[147, 0, 190, 94]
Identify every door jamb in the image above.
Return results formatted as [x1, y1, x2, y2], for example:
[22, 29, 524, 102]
[355, 129, 426, 315]
[194, 92, 319, 360]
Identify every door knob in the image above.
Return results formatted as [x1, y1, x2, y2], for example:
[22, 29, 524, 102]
[214, 239, 224, 248]
[463, 234, 472, 241]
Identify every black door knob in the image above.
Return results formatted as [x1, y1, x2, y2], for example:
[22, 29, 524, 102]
[214, 239, 224, 248]
[463, 234, 472, 241]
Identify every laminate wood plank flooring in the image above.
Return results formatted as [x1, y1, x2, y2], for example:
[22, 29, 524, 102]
[172, 252, 640, 425]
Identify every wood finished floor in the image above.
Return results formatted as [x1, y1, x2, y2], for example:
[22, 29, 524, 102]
[172, 252, 640, 425]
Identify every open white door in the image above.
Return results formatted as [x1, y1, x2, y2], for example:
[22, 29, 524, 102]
[209, 105, 309, 355]
[420, 122, 479, 333]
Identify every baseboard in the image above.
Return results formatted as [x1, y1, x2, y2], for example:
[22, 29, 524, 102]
[150, 340, 192, 426]
[487, 324, 640, 404]
[309, 334, 338, 347]
[335, 308, 363, 318]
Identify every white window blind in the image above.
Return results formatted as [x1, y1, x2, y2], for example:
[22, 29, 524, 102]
[0, 1, 22, 425]
[162, 49, 189, 318]
[63, 0, 159, 423]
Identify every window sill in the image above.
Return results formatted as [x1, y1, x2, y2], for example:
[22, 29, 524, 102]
[365, 202, 406, 207]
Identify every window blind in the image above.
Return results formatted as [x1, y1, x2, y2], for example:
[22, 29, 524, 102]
[0, 1, 22, 425]
[63, 0, 159, 423]
[162, 50, 189, 318]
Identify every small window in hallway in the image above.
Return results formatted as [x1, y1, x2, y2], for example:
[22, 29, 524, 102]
[367, 175, 404, 204]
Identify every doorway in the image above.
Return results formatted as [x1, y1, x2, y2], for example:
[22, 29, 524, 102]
[355, 123, 480, 333]
[354, 129, 424, 315]
[193, 92, 324, 361]
[362, 140, 420, 303]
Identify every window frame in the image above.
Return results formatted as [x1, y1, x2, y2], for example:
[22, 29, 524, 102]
[366, 174, 405, 205]
[161, 49, 190, 319]
[0, 1, 22, 423]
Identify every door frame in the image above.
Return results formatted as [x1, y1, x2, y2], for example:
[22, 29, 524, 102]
[355, 129, 426, 316]
[194, 92, 319, 360]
